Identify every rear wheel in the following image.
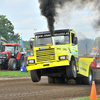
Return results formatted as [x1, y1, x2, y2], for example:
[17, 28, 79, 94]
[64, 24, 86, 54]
[66, 58, 77, 79]
[75, 77, 83, 84]
[54, 77, 62, 84]
[54, 76, 65, 84]
[83, 66, 93, 85]
[19, 55, 25, 69]
[30, 70, 41, 82]
[0, 65, 2, 70]
[48, 77, 55, 83]
[8, 58, 16, 70]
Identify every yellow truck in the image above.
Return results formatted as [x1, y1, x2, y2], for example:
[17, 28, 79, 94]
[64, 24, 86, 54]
[27, 29, 94, 85]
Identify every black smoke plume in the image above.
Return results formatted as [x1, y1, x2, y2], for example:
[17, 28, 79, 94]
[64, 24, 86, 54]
[38, 0, 71, 35]
[92, 0, 100, 29]
[38, 0, 100, 35]
[38, 0, 56, 36]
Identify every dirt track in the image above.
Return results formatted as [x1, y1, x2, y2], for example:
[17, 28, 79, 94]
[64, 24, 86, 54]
[0, 77, 100, 100]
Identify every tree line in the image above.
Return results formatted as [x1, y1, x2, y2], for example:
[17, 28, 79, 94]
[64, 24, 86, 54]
[0, 15, 20, 43]
[0, 15, 33, 51]
[0, 15, 99, 54]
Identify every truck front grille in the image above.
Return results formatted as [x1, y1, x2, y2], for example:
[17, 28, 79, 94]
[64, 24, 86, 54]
[36, 48, 55, 62]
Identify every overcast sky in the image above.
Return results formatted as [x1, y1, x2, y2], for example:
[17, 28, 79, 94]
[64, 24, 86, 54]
[0, 0, 99, 40]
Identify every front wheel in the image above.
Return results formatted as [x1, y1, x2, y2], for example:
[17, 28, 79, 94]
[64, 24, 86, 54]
[48, 77, 55, 83]
[66, 59, 77, 79]
[30, 70, 41, 82]
[8, 58, 16, 70]
[83, 66, 94, 85]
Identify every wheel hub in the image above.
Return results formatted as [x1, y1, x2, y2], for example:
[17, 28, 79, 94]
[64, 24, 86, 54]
[13, 62, 16, 69]
[21, 60, 25, 66]
[73, 64, 76, 77]
[89, 72, 92, 82]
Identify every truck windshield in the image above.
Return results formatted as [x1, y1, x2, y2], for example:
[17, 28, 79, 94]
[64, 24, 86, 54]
[35, 36, 52, 47]
[53, 35, 70, 45]
[35, 34, 70, 47]
[4, 46, 14, 54]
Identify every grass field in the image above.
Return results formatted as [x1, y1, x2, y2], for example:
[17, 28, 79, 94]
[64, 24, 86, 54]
[69, 97, 100, 100]
[0, 71, 30, 77]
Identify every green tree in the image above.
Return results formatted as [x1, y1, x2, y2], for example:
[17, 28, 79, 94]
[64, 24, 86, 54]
[25, 45, 30, 50]
[23, 40, 34, 50]
[9, 33, 20, 43]
[92, 37, 100, 49]
[21, 46, 23, 52]
[23, 40, 30, 47]
[0, 15, 20, 43]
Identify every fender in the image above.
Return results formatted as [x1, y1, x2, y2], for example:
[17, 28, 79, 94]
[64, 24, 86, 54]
[16, 52, 22, 59]
[78, 57, 94, 77]
[90, 59, 97, 68]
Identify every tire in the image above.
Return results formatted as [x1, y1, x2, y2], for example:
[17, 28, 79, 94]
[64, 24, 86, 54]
[54, 77, 62, 84]
[83, 66, 94, 85]
[0, 65, 2, 70]
[30, 70, 41, 82]
[75, 77, 83, 84]
[66, 59, 77, 79]
[8, 58, 16, 70]
[48, 77, 55, 83]
[19, 55, 25, 68]
[0, 65, 4, 70]
[0, 60, 7, 70]
[61, 74, 66, 83]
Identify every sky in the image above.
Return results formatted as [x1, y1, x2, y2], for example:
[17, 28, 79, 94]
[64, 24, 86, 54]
[0, 0, 100, 41]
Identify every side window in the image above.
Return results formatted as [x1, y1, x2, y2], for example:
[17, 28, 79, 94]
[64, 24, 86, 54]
[71, 33, 75, 44]
[15, 46, 20, 54]
[15, 46, 18, 54]
[64, 35, 70, 44]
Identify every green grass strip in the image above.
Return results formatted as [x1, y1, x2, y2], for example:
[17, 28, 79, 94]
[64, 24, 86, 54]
[0, 71, 30, 77]
[69, 97, 100, 100]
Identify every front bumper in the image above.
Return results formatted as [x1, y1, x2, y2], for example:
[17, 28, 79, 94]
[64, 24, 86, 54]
[0, 58, 7, 65]
[27, 60, 69, 71]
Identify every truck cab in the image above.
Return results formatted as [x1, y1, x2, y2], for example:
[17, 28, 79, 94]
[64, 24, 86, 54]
[1, 44, 21, 57]
[27, 29, 81, 83]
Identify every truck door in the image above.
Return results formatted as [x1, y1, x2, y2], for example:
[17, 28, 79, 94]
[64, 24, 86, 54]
[70, 32, 78, 58]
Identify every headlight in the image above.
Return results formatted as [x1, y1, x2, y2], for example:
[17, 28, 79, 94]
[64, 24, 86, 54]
[28, 59, 35, 64]
[59, 55, 69, 60]
[59, 56, 66, 60]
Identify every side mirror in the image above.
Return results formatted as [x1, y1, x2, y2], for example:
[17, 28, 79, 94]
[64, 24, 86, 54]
[30, 41, 33, 50]
[74, 37, 78, 44]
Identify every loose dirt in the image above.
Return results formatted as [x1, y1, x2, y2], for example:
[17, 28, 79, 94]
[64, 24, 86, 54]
[0, 77, 100, 100]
